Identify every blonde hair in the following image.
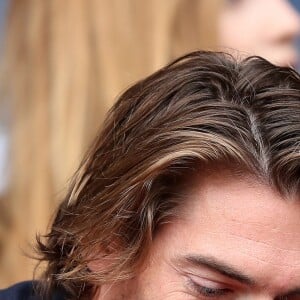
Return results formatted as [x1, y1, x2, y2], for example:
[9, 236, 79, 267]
[38, 51, 300, 298]
[0, 0, 222, 285]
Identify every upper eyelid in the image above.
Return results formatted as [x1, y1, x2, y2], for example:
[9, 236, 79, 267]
[187, 273, 230, 289]
[172, 259, 239, 295]
[177, 255, 255, 286]
[187, 277, 232, 298]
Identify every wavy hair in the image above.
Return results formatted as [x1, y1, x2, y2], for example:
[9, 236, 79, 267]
[38, 51, 300, 298]
[0, 0, 222, 285]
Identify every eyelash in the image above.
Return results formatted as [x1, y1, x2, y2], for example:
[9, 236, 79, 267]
[188, 279, 232, 298]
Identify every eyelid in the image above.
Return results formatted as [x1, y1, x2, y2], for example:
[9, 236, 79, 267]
[187, 277, 232, 298]
[181, 263, 249, 290]
[188, 274, 230, 290]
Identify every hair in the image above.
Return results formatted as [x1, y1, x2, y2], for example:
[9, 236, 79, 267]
[0, 0, 222, 285]
[36, 51, 300, 298]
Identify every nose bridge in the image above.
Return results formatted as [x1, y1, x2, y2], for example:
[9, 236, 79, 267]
[277, 0, 300, 36]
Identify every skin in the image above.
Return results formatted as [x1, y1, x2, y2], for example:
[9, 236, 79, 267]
[93, 169, 300, 299]
[218, 0, 300, 67]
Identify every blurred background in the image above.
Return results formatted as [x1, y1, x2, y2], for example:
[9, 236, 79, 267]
[0, 0, 300, 287]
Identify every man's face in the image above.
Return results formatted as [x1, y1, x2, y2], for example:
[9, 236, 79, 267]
[97, 170, 300, 299]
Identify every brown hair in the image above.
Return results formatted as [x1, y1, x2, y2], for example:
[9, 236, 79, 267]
[38, 51, 300, 298]
[0, 0, 222, 285]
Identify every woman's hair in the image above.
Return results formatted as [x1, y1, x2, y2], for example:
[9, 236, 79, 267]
[0, 0, 222, 285]
[37, 51, 300, 298]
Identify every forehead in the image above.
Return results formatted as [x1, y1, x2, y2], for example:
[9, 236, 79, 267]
[183, 170, 300, 243]
[159, 169, 300, 290]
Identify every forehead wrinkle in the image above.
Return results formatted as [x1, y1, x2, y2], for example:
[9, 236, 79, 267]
[194, 225, 300, 269]
[226, 231, 300, 254]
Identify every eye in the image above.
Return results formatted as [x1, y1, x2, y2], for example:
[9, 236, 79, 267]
[188, 278, 232, 298]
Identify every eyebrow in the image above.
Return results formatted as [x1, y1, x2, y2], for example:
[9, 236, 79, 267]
[180, 254, 256, 286]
